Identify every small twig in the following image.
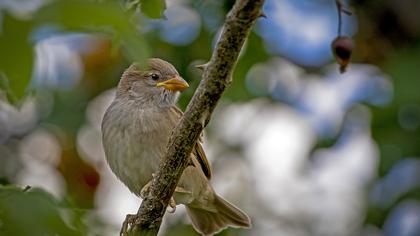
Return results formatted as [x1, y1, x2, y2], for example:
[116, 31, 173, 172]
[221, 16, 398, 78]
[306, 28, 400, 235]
[23, 185, 31, 192]
[336, 0, 342, 36]
[335, 0, 353, 36]
[194, 63, 208, 71]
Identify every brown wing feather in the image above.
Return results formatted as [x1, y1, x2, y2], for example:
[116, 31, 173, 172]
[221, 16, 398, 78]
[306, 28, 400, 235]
[193, 141, 212, 179]
[170, 106, 212, 179]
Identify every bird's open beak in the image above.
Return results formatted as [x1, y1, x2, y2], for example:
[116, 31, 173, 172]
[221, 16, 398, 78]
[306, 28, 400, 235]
[156, 76, 189, 91]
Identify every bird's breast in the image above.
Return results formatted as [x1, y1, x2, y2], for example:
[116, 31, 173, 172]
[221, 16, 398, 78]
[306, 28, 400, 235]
[102, 99, 174, 195]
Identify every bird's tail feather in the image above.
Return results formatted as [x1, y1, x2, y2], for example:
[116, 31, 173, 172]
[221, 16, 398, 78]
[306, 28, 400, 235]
[186, 195, 251, 236]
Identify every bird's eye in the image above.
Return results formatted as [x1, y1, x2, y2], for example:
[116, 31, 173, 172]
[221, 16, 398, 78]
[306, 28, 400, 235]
[151, 74, 160, 80]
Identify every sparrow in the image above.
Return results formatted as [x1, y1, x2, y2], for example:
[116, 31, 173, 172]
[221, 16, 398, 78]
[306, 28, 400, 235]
[101, 58, 251, 235]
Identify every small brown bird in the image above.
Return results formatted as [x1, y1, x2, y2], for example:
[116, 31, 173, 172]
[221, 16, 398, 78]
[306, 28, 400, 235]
[101, 58, 251, 235]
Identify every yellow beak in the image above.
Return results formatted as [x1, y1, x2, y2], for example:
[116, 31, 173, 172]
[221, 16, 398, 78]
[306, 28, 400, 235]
[156, 76, 189, 91]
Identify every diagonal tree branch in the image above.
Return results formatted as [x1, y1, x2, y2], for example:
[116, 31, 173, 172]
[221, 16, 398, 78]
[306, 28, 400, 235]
[127, 0, 265, 234]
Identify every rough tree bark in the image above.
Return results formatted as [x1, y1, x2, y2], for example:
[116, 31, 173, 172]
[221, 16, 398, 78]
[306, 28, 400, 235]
[125, 0, 265, 235]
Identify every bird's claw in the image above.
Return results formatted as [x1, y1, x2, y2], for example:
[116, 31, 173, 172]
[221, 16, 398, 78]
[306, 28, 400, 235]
[140, 174, 155, 198]
[167, 197, 176, 213]
[141, 176, 179, 214]
[140, 182, 151, 198]
[120, 214, 138, 236]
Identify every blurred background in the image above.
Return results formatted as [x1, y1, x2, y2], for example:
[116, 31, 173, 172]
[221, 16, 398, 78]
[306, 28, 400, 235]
[1, 0, 420, 235]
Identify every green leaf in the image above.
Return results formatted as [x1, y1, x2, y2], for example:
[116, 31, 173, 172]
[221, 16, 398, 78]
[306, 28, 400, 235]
[0, 13, 34, 100]
[0, 0, 151, 103]
[0, 185, 84, 236]
[34, 0, 130, 32]
[140, 0, 166, 19]
[121, 32, 149, 65]
[34, 0, 149, 65]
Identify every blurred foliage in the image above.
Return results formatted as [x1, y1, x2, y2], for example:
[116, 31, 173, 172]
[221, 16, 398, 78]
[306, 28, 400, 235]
[0, 185, 86, 236]
[366, 45, 420, 228]
[0, 0, 163, 234]
[140, 0, 166, 19]
[0, 13, 34, 102]
[374, 46, 420, 175]
[0, 0, 149, 102]
[0, 0, 419, 235]
[125, 0, 166, 18]
[353, 0, 420, 231]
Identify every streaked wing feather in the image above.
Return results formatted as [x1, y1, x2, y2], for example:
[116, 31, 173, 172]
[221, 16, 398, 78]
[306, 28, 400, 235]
[193, 141, 211, 179]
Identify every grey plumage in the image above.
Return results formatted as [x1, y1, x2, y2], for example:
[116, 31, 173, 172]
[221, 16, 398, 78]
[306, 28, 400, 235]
[101, 58, 251, 235]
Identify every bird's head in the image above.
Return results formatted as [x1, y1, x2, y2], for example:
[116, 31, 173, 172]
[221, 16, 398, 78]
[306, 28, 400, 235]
[117, 58, 189, 106]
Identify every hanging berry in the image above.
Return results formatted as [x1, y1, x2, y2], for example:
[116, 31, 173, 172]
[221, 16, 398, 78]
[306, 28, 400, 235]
[333, 0, 353, 73]
[331, 36, 354, 73]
